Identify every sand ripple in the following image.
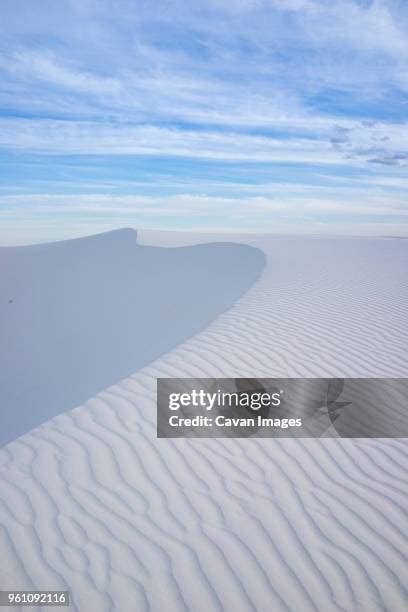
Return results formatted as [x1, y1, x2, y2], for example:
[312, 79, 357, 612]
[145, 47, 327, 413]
[1, 235, 407, 611]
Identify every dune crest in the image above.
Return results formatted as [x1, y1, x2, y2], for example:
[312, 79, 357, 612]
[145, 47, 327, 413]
[0, 229, 265, 445]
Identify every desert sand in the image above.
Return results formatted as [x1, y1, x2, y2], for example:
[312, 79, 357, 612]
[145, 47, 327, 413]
[0, 229, 407, 611]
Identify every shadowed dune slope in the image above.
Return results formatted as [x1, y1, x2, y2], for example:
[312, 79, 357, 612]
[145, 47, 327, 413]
[0, 228, 265, 445]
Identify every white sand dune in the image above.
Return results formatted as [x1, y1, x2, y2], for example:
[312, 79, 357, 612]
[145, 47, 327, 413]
[0, 229, 264, 446]
[0, 231, 407, 611]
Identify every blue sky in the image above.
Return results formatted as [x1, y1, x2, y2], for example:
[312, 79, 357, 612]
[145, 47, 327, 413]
[0, 0, 407, 243]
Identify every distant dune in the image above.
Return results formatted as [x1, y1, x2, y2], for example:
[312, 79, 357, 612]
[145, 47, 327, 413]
[0, 231, 407, 611]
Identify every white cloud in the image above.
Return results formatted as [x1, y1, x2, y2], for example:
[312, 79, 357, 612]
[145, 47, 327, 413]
[1, 191, 406, 219]
[1, 50, 121, 96]
[0, 116, 406, 170]
[1, 188, 407, 245]
[0, 117, 341, 163]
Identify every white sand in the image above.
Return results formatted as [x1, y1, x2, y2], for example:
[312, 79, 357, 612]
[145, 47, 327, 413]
[0, 230, 407, 611]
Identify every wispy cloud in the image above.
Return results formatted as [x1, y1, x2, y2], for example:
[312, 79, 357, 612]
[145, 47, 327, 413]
[6, 51, 122, 96]
[0, 117, 343, 163]
[1, 190, 406, 246]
